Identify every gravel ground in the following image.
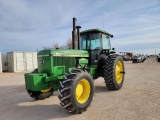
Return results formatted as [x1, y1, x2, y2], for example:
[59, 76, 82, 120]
[0, 61, 160, 120]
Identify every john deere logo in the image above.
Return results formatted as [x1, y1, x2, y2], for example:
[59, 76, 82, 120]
[40, 60, 44, 64]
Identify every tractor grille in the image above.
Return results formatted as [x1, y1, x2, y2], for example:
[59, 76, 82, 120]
[53, 57, 76, 72]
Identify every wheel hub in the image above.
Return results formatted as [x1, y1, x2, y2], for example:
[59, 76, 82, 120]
[116, 61, 123, 84]
[41, 87, 51, 93]
[75, 79, 91, 104]
[76, 82, 84, 98]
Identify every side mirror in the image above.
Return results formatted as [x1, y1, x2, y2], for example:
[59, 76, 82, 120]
[110, 34, 114, 38]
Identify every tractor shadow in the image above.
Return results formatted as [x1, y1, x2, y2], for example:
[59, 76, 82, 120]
[0, 82, 111, 120]
[0, 85, 72, 120]
[17, 102, 70, 119]
[94, 77, 111, 93]
[95, 85, 111, 93]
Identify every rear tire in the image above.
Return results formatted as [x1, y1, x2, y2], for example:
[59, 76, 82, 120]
[58, 69, 94, 114]
[103, 55, 125, 90]
[27, 88, 54, 100]
[97, 55, 107, 77]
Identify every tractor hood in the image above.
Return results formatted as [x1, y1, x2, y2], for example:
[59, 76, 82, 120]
[38, 49, 89, 57]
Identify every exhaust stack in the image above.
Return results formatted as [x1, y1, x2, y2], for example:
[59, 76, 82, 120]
[72, 18, 77, 49]
[72, 18, 81, 50]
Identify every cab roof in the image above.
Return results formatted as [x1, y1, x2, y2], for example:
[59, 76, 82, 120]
[80, 28, 110, 35]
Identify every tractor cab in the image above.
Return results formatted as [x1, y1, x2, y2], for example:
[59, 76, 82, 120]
[80, 29, 114, 65]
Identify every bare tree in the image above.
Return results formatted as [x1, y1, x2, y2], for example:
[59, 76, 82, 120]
[42, 38, 72, 50]
[43, 46, 51, 50]
[66, 38, 72, 49]
[52, 43, 60, 49]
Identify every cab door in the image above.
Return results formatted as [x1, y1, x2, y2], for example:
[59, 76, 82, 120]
[81, 33, 102, 65]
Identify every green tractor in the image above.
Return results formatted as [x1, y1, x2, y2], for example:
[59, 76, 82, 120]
[24, 18, 125, 114]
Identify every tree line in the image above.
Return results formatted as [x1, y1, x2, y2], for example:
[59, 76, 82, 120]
[43, 38, 72, 50]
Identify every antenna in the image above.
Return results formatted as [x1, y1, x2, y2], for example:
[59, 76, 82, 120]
[102, 13, 104, 29]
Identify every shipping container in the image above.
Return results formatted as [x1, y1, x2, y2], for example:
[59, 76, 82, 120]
[0, 52, 2, 73]
[7, 52, 37, 72]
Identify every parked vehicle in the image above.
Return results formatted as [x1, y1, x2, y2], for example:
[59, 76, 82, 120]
[158, 53, 160, 62]
[132, 54, 146, 63]
[120, 55, 131, 61]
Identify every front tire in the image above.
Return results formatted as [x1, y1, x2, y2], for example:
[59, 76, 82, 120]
[103, 55, 125, 90]
[27, 88, 54, 100]
[27, 69, 54, 100]
[58, 69, 94, 114]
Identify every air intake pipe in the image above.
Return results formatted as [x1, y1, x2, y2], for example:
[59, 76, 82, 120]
[76, 26, 81, 50]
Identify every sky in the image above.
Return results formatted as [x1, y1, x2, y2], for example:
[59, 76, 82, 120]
[0, 0, 160, 55]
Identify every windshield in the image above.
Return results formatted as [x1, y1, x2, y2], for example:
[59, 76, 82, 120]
[80, 33, 101, 50]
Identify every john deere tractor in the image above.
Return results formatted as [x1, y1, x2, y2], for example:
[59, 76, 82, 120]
[24, 18, 125, 114]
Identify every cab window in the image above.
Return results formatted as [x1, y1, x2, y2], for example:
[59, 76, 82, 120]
[81, 33, 101, 50]
[102, 34, 111, 49]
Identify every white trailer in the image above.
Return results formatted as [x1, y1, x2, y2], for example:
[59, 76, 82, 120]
[0, 52, 2, 73]
[1, 54, 8, 72]
[7, 52, 37, 72]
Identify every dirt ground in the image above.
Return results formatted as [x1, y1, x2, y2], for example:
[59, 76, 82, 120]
[0, 61, 160, 120]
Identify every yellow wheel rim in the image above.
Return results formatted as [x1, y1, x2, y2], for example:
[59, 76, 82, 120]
[116, 61, 123, 84]
[76, 79, 91, 104]
[41, 87, 51, 93]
